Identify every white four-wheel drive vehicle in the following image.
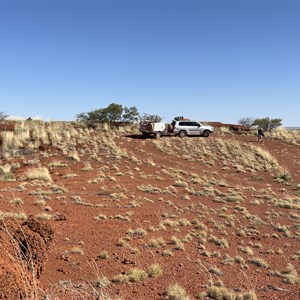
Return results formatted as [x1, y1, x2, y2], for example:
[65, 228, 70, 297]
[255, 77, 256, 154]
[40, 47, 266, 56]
[171, 119, 214, 137]
[139, 117, 214, 139]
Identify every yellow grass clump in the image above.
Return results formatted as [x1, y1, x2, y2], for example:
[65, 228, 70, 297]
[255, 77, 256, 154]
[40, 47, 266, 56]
[25, 167, 52, 182]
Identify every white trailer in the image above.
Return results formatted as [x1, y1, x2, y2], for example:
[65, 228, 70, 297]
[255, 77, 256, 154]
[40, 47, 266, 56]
[139, 122, 172, 139]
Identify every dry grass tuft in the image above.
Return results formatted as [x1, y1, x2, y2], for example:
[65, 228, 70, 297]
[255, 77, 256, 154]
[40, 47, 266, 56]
[270, 263, 300, 284]
[207, 286, 258, 300]
[25, 167, 52, 182]
[166, 283, 191, 300]
[147, 263, 163, 277]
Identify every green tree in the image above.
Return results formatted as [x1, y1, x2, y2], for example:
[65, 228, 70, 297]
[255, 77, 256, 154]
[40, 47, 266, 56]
[105, 103, 123, 122]
[253, 117, 282, 131]
[122, 106, 139, 123]
[76, 103, 140, 123]
[76, 109, 106, 121]
[75, 112, 88, 121]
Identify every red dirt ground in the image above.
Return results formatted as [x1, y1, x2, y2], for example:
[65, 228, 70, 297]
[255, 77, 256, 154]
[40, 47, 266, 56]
[0, 129, 299, 300]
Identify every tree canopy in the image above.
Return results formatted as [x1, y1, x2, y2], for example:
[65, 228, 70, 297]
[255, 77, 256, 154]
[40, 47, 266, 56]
[76, 103, 140, 123]
[252, 117, 282, 132]
[238, 117, 282, 131]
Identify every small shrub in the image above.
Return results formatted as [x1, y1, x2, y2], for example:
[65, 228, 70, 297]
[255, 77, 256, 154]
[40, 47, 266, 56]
[208, 236, 229, 248]
[36, 213, 52, 220]
[93, 276, 110, 288]
[116, 238, 127, 247]
[207, 286, 258, 300]
[270, 263, 300, 284]
[149, 237, 166, 248]
[174, 180, 188, 187]
[127, 228, 147, 236]
[249, 257, 268, 268]
[9, 197, 24, 205]
[69, 247, 84, 255]
[34, 199, 46, 206]
[111, 274, 129, 284]
[25, 167, 52, 182]
[207, 286, 235, 300]
[166, 283, 190, 300]
[170, 236, 185, 250]
[14, 212, 28, 220]
[162, 249, 174, 257]
[81, 162, 94, 171]
[277, 172, 291, 182]
[98, 251, 110, 259]
[128, 268, 148, 282]
[209, 267, 223, 276]
[147, 263, 163, 277]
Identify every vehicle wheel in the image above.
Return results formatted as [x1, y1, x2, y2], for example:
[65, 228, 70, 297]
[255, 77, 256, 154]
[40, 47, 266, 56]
[178, 130, 187, 137]
[142, 132, 149, 138]
[202, 130, 210, 137]
[154, 132, 161, 139]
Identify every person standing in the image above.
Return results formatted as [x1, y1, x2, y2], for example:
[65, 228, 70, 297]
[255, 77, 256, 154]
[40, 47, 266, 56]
[258, 128, 264, 143]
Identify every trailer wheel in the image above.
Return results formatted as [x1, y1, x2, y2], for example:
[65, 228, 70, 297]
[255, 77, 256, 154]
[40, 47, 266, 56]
[154, 132, 161, 139]
[178, 130, 187, 137]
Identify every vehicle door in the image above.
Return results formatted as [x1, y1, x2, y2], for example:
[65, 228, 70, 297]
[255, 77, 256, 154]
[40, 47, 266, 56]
[188, 122, 201, 135]
[177, 121, 188, 134]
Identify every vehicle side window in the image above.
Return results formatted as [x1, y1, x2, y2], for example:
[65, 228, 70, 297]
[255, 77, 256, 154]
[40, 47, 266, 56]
[179, 121, 199, 126]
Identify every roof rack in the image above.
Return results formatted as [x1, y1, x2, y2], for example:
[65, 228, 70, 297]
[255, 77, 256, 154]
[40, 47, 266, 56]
[174, 116, 190, 121]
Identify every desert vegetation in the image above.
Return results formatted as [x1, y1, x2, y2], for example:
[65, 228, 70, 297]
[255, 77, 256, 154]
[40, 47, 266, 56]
[238, 116, 282, 131]
[0, 119, 299, 299]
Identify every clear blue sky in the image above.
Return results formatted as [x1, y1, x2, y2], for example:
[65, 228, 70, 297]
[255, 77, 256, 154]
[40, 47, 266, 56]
[1, 0, 299, 126]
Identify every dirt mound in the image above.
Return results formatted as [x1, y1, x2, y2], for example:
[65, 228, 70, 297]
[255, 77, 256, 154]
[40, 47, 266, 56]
[0, 217, 53, 299]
